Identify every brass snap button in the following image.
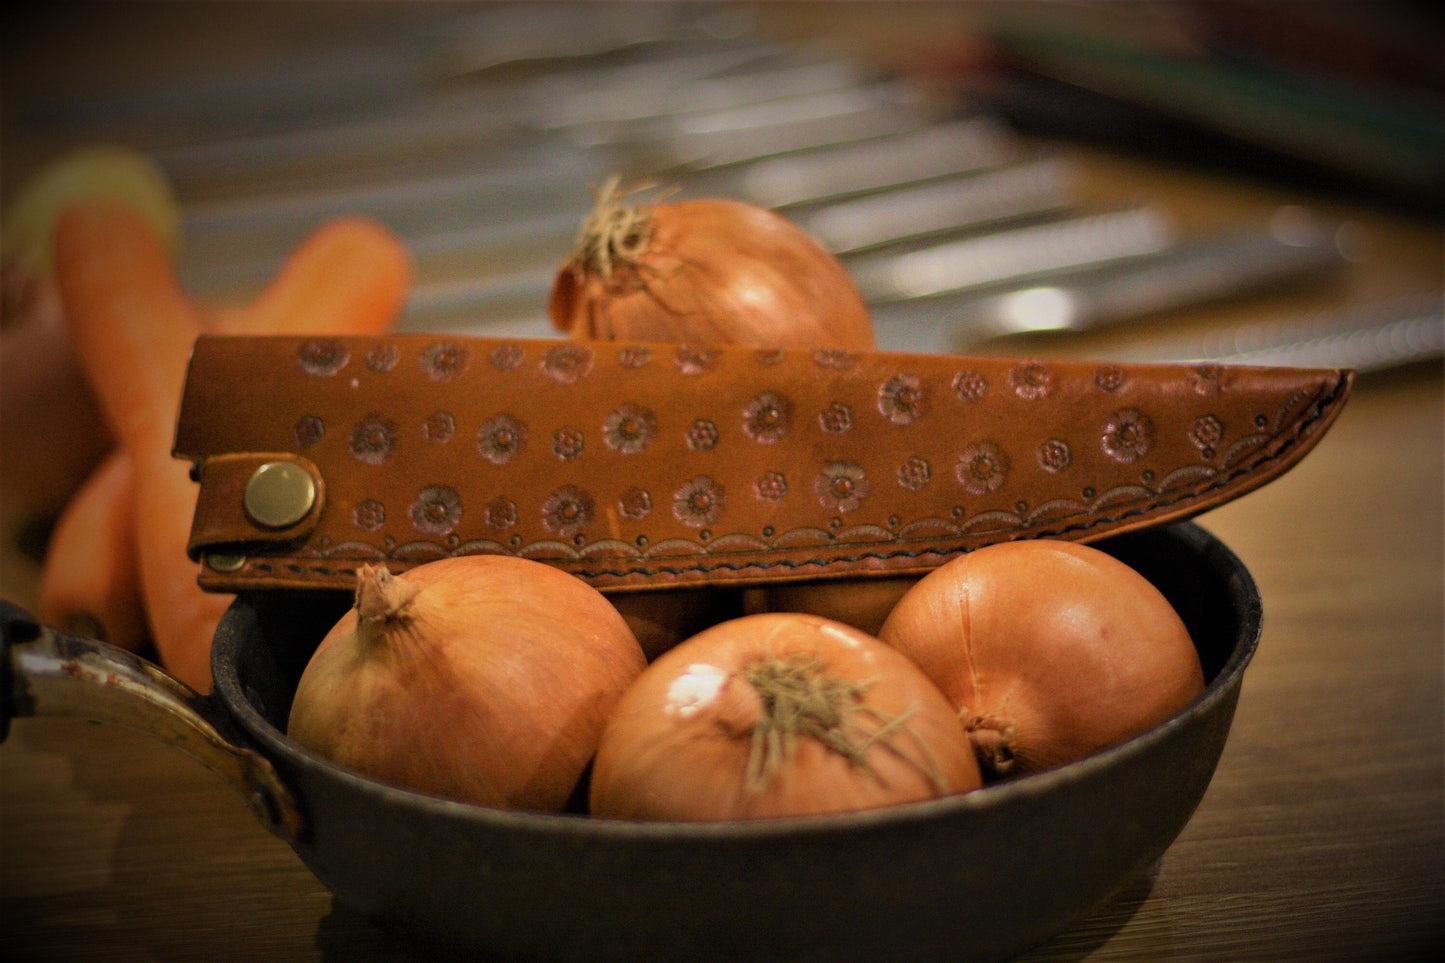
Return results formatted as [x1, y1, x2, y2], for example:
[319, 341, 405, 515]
[205, 553, 247, 573]
[243, 461, 316, 530]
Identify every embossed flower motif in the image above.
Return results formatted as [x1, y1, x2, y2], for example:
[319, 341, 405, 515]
[484, 497, 517, 530]
[424, 411, 455, 444]
[755, 471, 788, 501]
[353, 499, 386, 532]
[673, 476, 725, 528]
[490, 343, 525, 371]
[421, 340, 470, 382]
[618, 345, 652, 368]
[814, 349, 857, 371]
[553, 426, 585, 461]
[898, 455, 931, 491]
[743, 393, 790, 444]
[1101, 408, 1154, 463]
[878, 374, 924, 425]
[952, 370, 987, 402]
[956, 442, 1009, 494]
[294, 414, 325, 449]
[542, 343, 593, 384]
[819, 402, 853, 434]
[604, 405, 657, 454]
[754, 348, 785, 365]
[366, 343, 399, 372]
[410, 486, 463, 536]
[543, 485, 594, 538]
[816, 462, 869, 513]
[297, 339, 349, 377]
[674, 345, 718, 375]
[1189, 364, 1225, 395]
[1038, 438, 1072, 473]
[618, 487, 652, 520]
[1191, 414, 1224, 452]
[1009, 361, 1053, 400]
[1094, 365, 1126, 392]
[476, 414, 527, 464]
[349, 416, 398, 466]
[686, 419, 719, 452]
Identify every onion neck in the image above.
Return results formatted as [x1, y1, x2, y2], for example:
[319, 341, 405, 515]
[966, 716, 1018, 778]
[734, 654, 947, 794]
[575, 176, 654, 279]
[353, 564, 420, 649]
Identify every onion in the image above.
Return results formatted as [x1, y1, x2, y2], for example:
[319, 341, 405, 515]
[287, 557, 646, 812]
[878, 540, 1204, 779]
[589, 612, 982, 821]
[742, 575, 922, 638]
[607, 587, 744, 662]
[547, 180, 875, 348]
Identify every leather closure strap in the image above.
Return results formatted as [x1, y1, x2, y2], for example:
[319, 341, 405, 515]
[187, 453, 324, 562]
[173, 335, 1352, 593]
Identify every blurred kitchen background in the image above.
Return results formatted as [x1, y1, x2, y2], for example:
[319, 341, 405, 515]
[5, 0, 1440, 360]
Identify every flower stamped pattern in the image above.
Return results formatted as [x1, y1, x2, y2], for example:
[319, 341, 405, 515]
[1037, 439, 1071, 473]
[816, 462, 869, 513]
[543, 486, 594, 539]
[552, 427, 585, 461]
[952, 369, 987, 402]
[542, 343, 593, 384]
[619, 487, 653, 521]
[1009, 361, 1053, 400]
[755, 471, 788, 502]
[819, 402, 853, 435]
[1102, 409, 1154, 463]
[604, 405, 657, 454]
[878, 374, 924, 425]
[674, 476, 725, 528]
[350, 416, 398, 466]
[485, 497, 518, 531]
[898, 455, 931, 491]
[686, 419, 720, 452]
[477, 414, 527, 465]
[411, 486, 463, 536]
[297, 339, 349, 377]
[423, 411, 455, 445]
[353, 499, 386, 532]
[294, 414, 325, 449]
[743, 392, 790, 444]
[420, 340, 470, 382]
[957, 442, 1009, 494]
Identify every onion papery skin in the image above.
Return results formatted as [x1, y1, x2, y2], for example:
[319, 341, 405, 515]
[878, 540, 1204, 779]
[287, 557, 646, 813]
[589, 612, 982, 822]
[548, 194, 875, 349]
[742, 574, 922, 638]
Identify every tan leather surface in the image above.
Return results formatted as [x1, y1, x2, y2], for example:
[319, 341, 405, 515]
[174, 334, 1353, 593]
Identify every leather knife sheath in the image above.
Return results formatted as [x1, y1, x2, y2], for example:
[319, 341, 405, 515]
[174, 334, 1352, 593]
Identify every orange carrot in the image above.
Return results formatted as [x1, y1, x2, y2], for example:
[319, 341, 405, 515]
[207, 216, 413, 335]
[55, 199, 228, 691]
[38, 450, 149, 651]
[53, 204, 413, 691]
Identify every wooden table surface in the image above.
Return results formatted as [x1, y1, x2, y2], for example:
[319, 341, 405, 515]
[3, 4, 1442, 962]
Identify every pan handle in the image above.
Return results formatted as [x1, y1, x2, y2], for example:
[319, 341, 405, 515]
[1, 598, 304, 843]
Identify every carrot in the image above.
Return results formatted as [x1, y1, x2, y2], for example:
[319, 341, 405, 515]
[52, 202, 412, 691]
[38, 450, 149, 652]
[55, 199, 229, 691]
[207, 216, 413, 335]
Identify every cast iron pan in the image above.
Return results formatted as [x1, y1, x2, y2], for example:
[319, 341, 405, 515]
[2, 521, 1261, 962]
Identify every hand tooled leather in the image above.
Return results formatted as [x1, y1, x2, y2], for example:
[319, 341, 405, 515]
[174, 335, 1352, 593]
